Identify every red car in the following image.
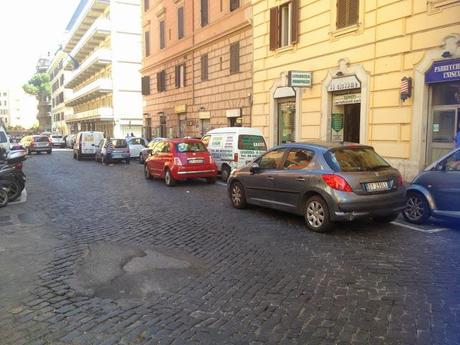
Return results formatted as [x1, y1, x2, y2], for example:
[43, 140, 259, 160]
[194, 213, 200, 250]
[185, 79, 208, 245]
[144, 138, 217, 186]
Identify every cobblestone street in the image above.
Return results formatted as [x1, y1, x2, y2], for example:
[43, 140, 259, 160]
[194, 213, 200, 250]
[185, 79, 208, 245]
[0, 151, 459, 345]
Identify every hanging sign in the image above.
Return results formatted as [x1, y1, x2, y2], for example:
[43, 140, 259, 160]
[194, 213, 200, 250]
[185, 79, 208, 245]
[288, 71, 312, 87]
[425, 58, 460, 84]
[331, 113, 344, 132]
[333, 93, 361, 105]
[328, 75, 361, 92]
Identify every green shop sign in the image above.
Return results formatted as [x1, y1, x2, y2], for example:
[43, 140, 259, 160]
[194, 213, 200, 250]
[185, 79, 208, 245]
[288, 71, 312, 87]
[331, 113, 344, 132]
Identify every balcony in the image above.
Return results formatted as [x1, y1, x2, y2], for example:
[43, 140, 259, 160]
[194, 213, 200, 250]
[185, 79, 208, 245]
[63, 0, 110, 54]
[65, 49, 112, 89]
[66, 78, 112, 107]
[66, 18, 111, 68]
[66, 107, 114, 121]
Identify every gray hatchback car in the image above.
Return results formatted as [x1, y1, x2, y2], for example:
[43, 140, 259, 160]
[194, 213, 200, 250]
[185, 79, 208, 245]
[228, 142, 406, 232]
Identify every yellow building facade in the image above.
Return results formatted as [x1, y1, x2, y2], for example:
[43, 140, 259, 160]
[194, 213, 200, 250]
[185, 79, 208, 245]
[252, 0, 460, 179]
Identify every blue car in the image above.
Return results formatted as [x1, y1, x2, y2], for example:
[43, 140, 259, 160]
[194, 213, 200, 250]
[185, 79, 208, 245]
[403, 147, 460, 224]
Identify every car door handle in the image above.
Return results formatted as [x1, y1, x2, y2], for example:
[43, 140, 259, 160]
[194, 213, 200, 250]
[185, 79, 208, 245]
[267, 176, 275, 181]
[296, 177, 305, 182]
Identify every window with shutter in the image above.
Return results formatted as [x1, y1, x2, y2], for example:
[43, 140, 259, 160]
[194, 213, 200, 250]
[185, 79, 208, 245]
[201, 54, 208, 81]
[142, 76, 150, 95]
[269, 0, 298, 50]
[157, 71, 166, 92]
[175, 66, 180, 88]
[230, 0, 240, 11]
[201, 0, 208, 27]
[144, 31, 150, 57]
[178, 7, 184, 39]
[336, 0, 359, 29]
[230, 42, 240, 74]
[159, 21, 165, 49]
[269, 7, 279, 51]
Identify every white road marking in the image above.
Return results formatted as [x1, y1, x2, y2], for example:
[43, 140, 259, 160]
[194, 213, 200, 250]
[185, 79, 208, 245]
[9, 189, 27, 205]
[391, 221, 449, 233]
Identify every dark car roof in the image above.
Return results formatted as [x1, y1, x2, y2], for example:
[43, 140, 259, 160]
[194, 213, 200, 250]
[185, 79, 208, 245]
[276, 141, 372, 152]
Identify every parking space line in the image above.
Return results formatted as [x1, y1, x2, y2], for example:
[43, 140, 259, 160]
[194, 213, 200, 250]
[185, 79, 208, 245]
[391, 221, 449, 233]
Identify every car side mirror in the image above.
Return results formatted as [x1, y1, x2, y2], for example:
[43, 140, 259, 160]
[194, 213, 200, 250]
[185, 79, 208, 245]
[250, 162, 261, 174]
[435, 163, 446, 171]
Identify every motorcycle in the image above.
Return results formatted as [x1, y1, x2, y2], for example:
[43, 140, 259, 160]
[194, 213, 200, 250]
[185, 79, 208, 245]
[0, 149, 27, 205]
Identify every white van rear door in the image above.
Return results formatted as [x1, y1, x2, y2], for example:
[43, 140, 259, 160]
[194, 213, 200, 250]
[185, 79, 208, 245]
[81, 133, 97, 154]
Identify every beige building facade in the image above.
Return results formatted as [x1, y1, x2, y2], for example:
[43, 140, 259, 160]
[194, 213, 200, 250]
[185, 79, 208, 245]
[141, 0, 253, 139]
[252, 0, 460, 179]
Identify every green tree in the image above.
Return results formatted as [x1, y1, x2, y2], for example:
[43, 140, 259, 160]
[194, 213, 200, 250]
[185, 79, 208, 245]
[23, 73, 51, 99]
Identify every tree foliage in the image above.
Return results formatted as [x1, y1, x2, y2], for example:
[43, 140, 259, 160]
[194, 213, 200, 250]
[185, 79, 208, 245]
[23, 73, 51, 99]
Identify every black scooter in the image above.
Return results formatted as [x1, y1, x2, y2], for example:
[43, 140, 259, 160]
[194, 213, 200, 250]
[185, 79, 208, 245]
[0, 148, 27, 204]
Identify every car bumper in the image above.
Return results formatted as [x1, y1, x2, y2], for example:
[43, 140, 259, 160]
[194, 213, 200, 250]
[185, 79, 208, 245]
[330, 188, 406, 221]
[110, 153, 130, 160]
[172, 165, 217, 180]
[30, 146, 52, 152]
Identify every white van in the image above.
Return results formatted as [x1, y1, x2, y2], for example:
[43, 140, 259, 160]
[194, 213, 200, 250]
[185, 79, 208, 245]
[73, 131, 104, 160]
[0, 126, 9, 154]
[202, 127, 267, 181]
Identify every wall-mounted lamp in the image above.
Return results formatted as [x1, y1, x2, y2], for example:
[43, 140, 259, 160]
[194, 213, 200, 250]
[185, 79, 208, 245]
[441, 51, 452, 58]
[335, 71, 344, 77]
[400, 77, 412, 102]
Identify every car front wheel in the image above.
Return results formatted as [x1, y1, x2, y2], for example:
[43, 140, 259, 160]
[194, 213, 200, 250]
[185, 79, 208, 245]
[230, 181, 247, 209]
[221, 165, 231, 182]
[305, 196, 332, 233]
[144, 164, 152, 180]
[403, 191, 431, 224]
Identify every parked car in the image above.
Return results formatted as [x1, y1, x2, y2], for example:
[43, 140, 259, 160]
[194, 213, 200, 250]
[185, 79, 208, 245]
[0, 126, 9, 154]
[73, 131, 104, 160]
[202, 127, 267, 181]
[49, 134, 66, 148]
[127, 137, 148, 159]
[20, 135, 53, 155]
[403, 147, 460, 224]
[228, 142, 406, 233]
[139, 137, 166, 164]
[63, 134, 75, 148]
[95, 138, 130, 164]
[144, 138, 217, 186]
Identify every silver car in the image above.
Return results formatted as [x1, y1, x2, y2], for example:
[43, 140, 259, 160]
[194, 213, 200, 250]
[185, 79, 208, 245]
[228, 142, 406, 232]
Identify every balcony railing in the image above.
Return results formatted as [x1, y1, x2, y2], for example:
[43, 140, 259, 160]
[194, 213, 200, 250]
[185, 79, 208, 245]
[66, 78, 113, 107]
[63, 0, 110, 53]
[66, 107, 114, 121]
[68, 18, 111, 66]
[65, 48, 112, 89]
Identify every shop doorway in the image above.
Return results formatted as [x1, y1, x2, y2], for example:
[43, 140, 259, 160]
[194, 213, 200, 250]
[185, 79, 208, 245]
[277, 99, 296, 144]
[343, 103, 360, 143]
[427, 82, 460, 164]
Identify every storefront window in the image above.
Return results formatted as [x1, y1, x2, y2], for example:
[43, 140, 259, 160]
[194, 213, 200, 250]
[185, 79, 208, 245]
[278, 100, 295, 144]
[432, 82, 460, 106]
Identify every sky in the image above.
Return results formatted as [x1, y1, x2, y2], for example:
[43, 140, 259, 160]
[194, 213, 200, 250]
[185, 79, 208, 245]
[0, 0, 81, 89]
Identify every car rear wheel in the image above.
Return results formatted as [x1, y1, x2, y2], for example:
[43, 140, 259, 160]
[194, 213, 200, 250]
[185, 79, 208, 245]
[125, 159, 130, 165]
[164, 169, 176, 187]
[144, 164, 152, 180]
[230, 181, 247, 209]
[305, 196, 332, 233]
[221, 165, 231, 182]
[139, 154, 144, 164]
[77, 151, 81, 161]
[403, 191, 431, 224]
[0, 189, 8, 207]
[47, 150, 52, 154]
[206, 177, 217, 184]
[373, 213, 399, 223]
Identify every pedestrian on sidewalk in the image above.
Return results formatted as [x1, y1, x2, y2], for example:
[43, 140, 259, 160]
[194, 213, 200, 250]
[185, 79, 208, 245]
[103, 138, 114, 166]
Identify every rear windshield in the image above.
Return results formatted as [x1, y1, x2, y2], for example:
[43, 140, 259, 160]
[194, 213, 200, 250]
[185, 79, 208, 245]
[34, 136, 49, 143]
[176, 142, 207, 153]
[325, 147, 391, 172]
[112, 139, 127, 148]
[238, 135, 267, 151]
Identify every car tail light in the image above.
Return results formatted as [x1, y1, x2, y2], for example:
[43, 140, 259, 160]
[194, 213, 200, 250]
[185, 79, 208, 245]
[322, 174, 353, 192]
[209, 155, 214, 164]
[173, 157, 182, 166]
[234, 153, 238, 162]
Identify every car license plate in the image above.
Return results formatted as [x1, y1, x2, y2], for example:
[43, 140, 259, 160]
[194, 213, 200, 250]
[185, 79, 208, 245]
[365, 181, 389, 192]
[188, 159, 203, 164]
